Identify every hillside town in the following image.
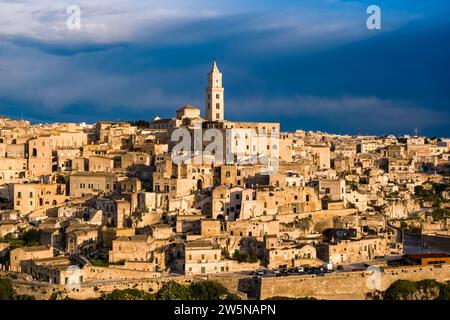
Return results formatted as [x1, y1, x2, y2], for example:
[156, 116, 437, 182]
[1, 61, 450, 300]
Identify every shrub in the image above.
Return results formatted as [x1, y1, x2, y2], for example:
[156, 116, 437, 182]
[384, 280, 417, 300]
[102, 288, 154, 300]
[0, 278, 14, 300]
[190, 281, 230, 300]
[155, 281, 192, 300]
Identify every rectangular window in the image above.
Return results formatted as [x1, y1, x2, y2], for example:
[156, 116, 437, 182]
[18, 192, 22, 199]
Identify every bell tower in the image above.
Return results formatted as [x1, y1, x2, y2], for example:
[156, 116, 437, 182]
[205, 60, 224, 121]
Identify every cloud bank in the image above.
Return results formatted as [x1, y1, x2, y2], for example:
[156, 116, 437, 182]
[0, 0, 449, 136]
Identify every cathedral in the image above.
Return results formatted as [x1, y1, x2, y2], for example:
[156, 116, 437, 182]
[149, 60, 280, 165]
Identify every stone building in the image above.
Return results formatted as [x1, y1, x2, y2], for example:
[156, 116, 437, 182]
[10, 245, 53, 272]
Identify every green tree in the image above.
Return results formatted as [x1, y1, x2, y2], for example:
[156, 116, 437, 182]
[22, 229, 40, 246]
[438, 282, 450, 300]
[384, 280, 417, 300]
[102, 288, 154, 300]
[190, 281, 229, 300]
[431, 208, 450, 222]
[156, 281, 192, 300]
[0, 278, 14, 300]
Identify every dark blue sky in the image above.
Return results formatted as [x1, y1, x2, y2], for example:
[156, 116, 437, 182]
[0, 0, 449, 136]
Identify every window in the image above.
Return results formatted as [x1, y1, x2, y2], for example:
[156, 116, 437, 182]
[216, 113, 220, 118]
[306, 195, 310, 201]
[17, 192, 22, 199]
[216, 103, 220, 109]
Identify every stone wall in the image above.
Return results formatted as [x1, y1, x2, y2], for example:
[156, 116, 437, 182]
[12, 274, 194, 300]
[258, 264, 450, 300]
[83, 266, 161, 281]
[207, 273, 253, 299]
[277, 209, 356, 233]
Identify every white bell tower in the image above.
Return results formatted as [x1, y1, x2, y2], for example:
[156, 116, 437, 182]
[205, 60, 224, 121]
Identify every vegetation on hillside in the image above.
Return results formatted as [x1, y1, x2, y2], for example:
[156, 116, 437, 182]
[100, 280, 241, 300]
[429, 208, 450, 222]
[0, 278, 35, 300]
[0, 229, 40, 249]
[232, 249, 258, 263]
[383, 279, 450, 300]
[414, 182, 449, 207]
